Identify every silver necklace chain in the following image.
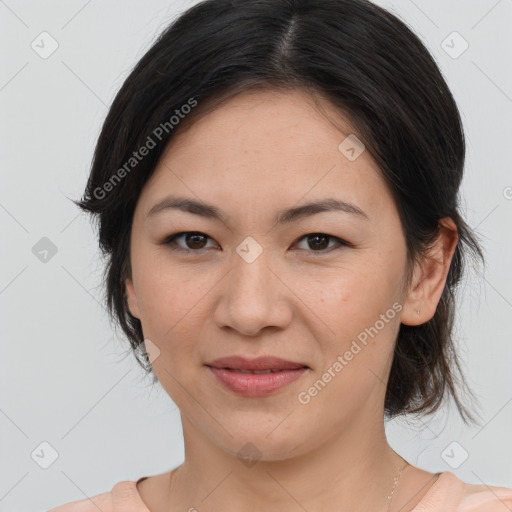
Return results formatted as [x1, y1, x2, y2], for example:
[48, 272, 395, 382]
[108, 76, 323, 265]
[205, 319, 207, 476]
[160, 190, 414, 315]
[167, 459, 410, 511]
[385, 459, 409, 511]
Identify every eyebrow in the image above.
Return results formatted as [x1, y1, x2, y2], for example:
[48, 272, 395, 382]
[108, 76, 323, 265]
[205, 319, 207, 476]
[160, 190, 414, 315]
[147, 196, 369, 224]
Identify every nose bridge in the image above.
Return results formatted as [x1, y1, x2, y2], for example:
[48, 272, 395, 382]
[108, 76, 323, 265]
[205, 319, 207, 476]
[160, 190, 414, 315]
[216, 238, 290, 335]
[232, 241, 271, 297]
[230, 240, 274, 310]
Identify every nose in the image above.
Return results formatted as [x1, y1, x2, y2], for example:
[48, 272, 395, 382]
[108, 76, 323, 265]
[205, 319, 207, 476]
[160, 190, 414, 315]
[213, 248, 293, 337]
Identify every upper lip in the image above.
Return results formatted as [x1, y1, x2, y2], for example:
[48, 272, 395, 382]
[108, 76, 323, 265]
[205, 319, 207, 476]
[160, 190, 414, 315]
[206, 355, 308, 371]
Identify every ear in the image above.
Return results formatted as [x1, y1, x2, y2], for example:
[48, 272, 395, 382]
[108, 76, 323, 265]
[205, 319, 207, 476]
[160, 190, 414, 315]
[125, 277, 141, 319]
[401, 217, 458, 326]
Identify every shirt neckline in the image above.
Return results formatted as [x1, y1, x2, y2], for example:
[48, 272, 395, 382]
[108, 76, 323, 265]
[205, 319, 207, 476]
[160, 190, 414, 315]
[410, 471, 453, 510]
[133, 471, 450, 511]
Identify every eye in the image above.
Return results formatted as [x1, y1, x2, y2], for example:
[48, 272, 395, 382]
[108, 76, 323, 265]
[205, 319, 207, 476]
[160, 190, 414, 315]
[294, 233, 350, 254]
[161, 231, 351, 255]
[161, 231, 218, 252]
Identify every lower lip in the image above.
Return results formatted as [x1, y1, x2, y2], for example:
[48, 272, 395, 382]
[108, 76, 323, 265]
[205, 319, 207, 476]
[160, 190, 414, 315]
[207, 366, 307, 396]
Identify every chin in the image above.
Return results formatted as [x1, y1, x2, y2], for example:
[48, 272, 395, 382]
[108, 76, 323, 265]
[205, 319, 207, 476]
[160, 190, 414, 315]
[208, 416, 313, 463]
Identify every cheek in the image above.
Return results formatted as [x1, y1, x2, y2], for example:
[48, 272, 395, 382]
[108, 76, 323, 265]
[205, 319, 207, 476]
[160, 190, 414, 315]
[300, 281, 400, 417]
[132, 257, 222, 380]
[137, 277, 207, 348]
[132, 243, 210, 326]
[303, 255, 403, 386]
[308, 254, 404, 329]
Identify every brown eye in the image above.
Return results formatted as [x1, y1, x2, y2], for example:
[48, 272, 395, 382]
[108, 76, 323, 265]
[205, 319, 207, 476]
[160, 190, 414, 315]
[162, 231, 217, 252]
[306, 234, 330, 250]
[184, 233, 208, 249]
[295, 233, 349, 254]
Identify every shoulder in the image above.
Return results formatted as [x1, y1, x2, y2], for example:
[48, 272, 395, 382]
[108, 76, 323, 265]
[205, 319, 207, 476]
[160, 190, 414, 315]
[47, 480, 149, 512]
[414, 471, 512, 511]
[456, 476, 512, 511]
[47, 488, 113, 512]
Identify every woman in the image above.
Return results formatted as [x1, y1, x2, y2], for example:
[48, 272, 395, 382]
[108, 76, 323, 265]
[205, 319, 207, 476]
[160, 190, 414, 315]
[49, 0, 512, 510]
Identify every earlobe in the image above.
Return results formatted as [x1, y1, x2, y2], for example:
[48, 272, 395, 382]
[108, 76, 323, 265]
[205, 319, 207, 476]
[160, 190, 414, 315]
[401, 217, 458, 326]
[125, 278, 141, 319]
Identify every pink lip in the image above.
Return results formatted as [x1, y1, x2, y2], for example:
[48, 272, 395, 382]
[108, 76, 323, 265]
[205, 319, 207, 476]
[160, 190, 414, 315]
[205, 355, 309, 397]
[207, 367, 308, 396]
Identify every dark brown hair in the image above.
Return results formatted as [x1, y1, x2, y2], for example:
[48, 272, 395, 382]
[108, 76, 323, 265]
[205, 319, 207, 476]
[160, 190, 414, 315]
[75, 0, 484, 423]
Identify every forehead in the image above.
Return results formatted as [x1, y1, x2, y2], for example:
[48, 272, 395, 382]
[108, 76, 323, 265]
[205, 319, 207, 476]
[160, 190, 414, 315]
[161, 87, 368, 163]
[138, 88, 394, 225]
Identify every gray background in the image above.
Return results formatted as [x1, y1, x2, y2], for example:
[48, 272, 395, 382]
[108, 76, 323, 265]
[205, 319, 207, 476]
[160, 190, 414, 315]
[1, 0, 511, 510]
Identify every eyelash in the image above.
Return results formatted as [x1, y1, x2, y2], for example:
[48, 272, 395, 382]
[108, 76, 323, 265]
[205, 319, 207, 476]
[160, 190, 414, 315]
[160, 231, 353, 255]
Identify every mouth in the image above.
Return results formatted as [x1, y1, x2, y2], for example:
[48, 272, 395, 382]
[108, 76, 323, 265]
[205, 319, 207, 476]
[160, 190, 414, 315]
[217, 368, 295, 374]
[205, 355, 309, 372]
[205, 355, 309, 396]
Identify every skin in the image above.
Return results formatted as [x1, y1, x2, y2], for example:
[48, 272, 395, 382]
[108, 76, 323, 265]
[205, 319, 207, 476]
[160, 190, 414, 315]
[125, 88, 458, 512]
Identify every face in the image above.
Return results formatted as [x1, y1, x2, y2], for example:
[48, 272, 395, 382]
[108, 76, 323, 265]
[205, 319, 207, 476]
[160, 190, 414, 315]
[125, 88, 412, 460]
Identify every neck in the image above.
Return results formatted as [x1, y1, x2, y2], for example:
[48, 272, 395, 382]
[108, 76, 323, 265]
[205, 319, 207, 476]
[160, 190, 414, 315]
[171, 408, 405, 512]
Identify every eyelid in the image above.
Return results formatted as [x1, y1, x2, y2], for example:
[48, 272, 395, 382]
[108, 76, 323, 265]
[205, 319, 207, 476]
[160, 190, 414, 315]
[161, 231, 219, 251]
[293, 234, 354, 253]
[161, 231, 352, 254]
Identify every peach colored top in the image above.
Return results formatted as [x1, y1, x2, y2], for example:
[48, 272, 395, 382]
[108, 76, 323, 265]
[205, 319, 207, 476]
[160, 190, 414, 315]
[48, 471, 512, 512]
